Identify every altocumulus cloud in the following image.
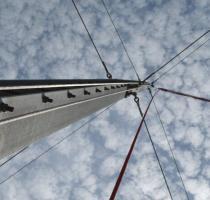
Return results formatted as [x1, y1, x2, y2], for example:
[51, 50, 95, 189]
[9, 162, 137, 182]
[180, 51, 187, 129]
[0, 0, 210, 199]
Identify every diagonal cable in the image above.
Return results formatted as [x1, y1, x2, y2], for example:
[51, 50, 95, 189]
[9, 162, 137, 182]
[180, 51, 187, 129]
[158, 87, 210, 103]
[0, 104, 114, 186]
[100, 0, 141, 82]
[152, 38, 210, 84]
[134, 95, 173, 200]
[148, 90, 190, 200]
[143, 30, 210, 82]
[0, 147, 28, 168]
[109, 92, 157, 200]
[72, 0, 112, 79]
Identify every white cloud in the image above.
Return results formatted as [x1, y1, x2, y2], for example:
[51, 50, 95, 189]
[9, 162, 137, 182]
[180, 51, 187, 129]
[0, 0, 210, 199]
[184, 126, 204, 148]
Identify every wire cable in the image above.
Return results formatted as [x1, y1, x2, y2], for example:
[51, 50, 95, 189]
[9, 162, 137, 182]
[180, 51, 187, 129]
[72, 0, 112, 79]
[152, 38, 210, 84]
[158, 87, 210, 103]
[148, 90, 190, 200]
[109, 92, 157, 200]
[0, 147, 28, 168]
[134, 94, 173, 200]
[143, 30, 210, 82]
[0, 105, 114, 186]
[100, 0, 141, 82]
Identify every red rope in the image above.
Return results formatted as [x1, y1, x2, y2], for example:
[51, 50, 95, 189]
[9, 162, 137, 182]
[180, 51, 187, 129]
[109, 87, 210, 199]
[158, 87, 210, 103]
[109, 92, 157, 200]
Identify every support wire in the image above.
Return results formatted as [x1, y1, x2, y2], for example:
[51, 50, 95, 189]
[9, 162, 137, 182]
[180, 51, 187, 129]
[100, 0, 141, 82]
[148, 90, 190, 200]
[0, 147, 28, 168]
[134, 94, 173, 200]
[72, 0, 112, 79]
[0, 104, 114, 186]
[109, 91, 157, 200]
[143, 30, 210, 83]
[152, 38, 210, 84]
[158, 87, 210, 103]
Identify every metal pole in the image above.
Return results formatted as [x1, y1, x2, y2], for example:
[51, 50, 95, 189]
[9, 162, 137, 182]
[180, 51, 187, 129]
[0, 79, 149, 159]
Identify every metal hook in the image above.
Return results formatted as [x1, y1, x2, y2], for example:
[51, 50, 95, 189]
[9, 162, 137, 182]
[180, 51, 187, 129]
[107, 73, 112, 79]
[134, 96, 139, 103]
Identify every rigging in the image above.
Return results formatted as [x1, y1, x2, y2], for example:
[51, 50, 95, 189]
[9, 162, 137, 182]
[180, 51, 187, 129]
[158, 87, 210, 103]
[0, 105, 114, 185]
[152, 38, 210, 84]
[0, 147, 28, 168]
[72, 0, 113, 79]
[134, 94, 173, 200]
[109, 92, 157, 200]
[149, 90, 190, 200]
[100, 0, 141, 82]
[143, 30, 210, 83]
[0, 1, 209, 199]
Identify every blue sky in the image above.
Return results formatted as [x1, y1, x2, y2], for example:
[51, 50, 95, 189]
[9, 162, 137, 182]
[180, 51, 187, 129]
[0, 0, 210, 199]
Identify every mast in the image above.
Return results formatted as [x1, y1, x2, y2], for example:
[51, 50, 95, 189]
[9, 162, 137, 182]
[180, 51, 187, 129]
[0, 79, 149, 159]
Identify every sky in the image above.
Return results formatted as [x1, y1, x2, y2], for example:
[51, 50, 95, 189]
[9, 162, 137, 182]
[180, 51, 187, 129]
[0, 0, 210, 199]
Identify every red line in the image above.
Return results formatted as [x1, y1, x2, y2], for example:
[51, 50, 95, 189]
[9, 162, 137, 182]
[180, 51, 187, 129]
[109, 91, 157, 200]
[158, 87, 210, 103]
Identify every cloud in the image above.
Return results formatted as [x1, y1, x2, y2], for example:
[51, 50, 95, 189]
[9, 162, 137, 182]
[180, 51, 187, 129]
[0, 0, 210, 199]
